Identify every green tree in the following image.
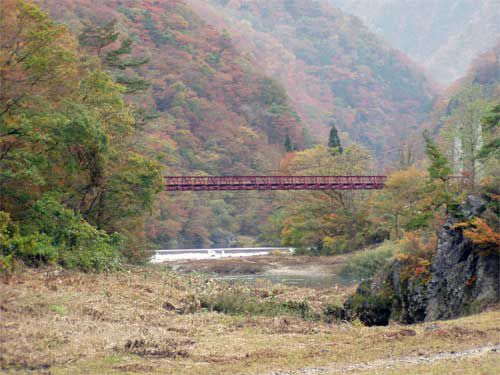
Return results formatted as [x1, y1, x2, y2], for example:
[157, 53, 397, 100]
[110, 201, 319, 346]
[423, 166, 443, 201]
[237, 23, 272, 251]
[328, 124, 343, 153]
[479, 103, 500, 160]
[440, 85, 488, 185]
[275, 144, 373, 254]
[371, 167, 432, 239]
[1, 0, 79, 214]
[79, 20, 119, 53]
[423, 130, 452, 182]
[0, 1, 162, 266]
[79, 20, 150, 94]
[423, 130, 459, 212]
[284, 133, 293, 152]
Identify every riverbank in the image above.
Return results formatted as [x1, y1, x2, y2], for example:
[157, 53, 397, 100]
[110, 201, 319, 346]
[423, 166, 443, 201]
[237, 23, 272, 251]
[168, 254, 348, 276]
[167, 254, 352, 288]
[1, 265, 499, 374]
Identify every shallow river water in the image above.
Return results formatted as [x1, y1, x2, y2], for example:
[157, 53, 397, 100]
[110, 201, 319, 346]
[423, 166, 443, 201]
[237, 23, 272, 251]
[214, 272, 348, 289]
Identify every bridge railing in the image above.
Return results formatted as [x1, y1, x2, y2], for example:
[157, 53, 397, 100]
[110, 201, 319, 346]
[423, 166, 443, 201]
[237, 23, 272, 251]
[164, 175, 387, 191]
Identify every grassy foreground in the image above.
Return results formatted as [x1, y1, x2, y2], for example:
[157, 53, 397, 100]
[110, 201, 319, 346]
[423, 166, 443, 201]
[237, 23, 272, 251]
[1, 266, 499, 375]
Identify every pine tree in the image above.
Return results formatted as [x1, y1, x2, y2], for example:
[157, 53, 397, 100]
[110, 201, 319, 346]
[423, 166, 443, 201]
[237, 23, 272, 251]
[479, 103, 500, 159]
[328, 125, 343, 153]
[78, 20, 119, 54]
[79, 22, 150, 93]
[423, 130, 459, 212]
[423, 130, 451, 181]
[284, 133, 293, 152]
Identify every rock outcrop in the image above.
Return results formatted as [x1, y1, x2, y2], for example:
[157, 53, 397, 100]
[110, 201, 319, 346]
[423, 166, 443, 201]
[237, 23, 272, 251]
[344, 195, 499, 325]
[425, 195, 499, 321]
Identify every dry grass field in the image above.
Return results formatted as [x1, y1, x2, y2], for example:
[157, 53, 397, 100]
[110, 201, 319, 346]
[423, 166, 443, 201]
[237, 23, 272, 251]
[1, 265, 499, 375]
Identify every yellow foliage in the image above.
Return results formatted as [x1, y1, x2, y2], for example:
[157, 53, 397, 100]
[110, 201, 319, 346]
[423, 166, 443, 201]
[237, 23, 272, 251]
[451, 221, 470, 230]
[322, 236, 337, 253]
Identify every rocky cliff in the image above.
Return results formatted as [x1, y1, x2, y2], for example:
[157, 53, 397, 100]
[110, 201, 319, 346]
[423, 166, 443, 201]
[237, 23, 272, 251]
[345, 195, 499, 325]
[426, 195, 499, 321]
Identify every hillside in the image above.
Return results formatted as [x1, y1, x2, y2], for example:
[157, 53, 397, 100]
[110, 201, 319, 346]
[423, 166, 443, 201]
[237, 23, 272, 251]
[449, 41, 500, 100]
[427, 42, 500, 182]
[330, 0, 500, 84]
[39, 0, 306, 248]
[186, 0, 435, 161]
[429, 41, 500, 136]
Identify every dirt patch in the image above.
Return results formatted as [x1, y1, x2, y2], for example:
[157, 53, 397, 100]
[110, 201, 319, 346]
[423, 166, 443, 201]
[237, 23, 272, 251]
[122, 337, 194, 358]
[370, 328, 419, 341]
[264, 344, 500, 374]
[426, 326, 488, 339]
[112, 362, 157, 372]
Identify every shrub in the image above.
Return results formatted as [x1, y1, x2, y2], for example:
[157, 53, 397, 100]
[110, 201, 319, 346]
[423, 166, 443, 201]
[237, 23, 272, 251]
[396, 232, 436, 284]
[1, 197, 122, 272]
[344, 281, 393, 326]
[340, 241, 397, 282]
[7, 233, 59, 267]
[200, 291, 314, 319]
[322, 303, 345, 323]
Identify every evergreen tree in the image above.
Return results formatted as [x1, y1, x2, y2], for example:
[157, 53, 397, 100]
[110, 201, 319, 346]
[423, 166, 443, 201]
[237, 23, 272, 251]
[423, 130, 451, 181]
[423, 130, 458, 212]
[78, 20, 119, 53]
[479, 103, 500, 159]
[328, 125, 343, 153]
[79, 21, 150, 94]
[284, 133, 293, 152]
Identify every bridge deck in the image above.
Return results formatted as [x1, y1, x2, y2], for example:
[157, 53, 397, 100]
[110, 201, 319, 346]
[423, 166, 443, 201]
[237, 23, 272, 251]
[165, 176, 386, 191]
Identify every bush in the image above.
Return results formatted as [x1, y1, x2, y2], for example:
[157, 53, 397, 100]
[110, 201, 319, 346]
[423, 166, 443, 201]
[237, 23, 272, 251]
[6, 233, 59, 267]
[1, 197, 122, 272]
[200, 291, 315, 319]
[344, 282, 393, 326]
[340, 241, 397, 282]
[322, 303, 345, 323]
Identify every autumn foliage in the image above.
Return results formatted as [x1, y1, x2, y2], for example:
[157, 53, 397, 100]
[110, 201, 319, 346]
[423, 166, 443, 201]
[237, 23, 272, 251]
[455, 218, 500, 255]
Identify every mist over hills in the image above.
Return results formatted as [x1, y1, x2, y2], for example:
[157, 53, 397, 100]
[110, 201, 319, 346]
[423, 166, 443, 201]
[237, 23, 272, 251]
[330, 0, 500, 85]
[187, 0, 436, 161]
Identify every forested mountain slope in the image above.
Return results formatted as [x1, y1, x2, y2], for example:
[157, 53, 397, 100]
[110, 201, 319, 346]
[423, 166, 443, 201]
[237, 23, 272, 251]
[330, 0, 500, 84]
[429, 42, 499, 180]
[186, 0, 435, 161]
[38, 0, 307, 248]
[428, 42, 499, 137]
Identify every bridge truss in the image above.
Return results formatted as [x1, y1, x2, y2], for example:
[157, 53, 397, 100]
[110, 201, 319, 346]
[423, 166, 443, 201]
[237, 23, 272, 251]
[165, 176, 387, 191]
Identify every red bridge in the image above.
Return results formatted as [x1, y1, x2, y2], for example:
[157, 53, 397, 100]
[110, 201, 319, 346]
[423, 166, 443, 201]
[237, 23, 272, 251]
[165, 176, 387, 191]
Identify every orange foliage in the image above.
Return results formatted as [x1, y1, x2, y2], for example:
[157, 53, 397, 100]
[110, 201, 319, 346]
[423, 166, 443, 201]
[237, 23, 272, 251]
[398, 232, 436, 283]
[463, 218, 500, 255]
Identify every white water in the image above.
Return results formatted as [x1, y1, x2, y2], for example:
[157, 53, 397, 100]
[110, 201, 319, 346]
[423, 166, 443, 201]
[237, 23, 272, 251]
[151, 247, 294, 263]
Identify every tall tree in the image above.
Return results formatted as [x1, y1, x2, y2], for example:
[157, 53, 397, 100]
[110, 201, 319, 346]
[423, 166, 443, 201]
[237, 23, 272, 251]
[423, 130, 460, 211]
[274, 144, 372, 253]
[284, 133, 293, 152]
[371, 167, 432, 239]
[423, 130, 452, 182]
[479, 103, 500, 160]
[0, 0, 79, 214]
[328, 124, 343, 153]
[0, 1, 162, 263]
[79, 20, 150, 94]
[441, 85, 488, 185]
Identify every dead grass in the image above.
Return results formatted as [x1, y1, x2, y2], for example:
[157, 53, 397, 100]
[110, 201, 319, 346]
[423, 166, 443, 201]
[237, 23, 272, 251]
[0, 265, 499, 375]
